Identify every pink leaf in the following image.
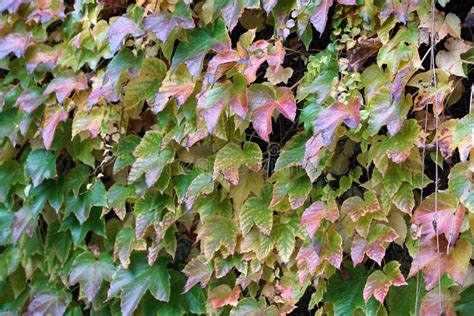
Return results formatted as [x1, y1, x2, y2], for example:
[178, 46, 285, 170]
[0, 33, 29, 59]
[144, 12, 194, 42]
[409, 237, 471, 290]
[314, 97, 361, 145]
[0, 0, 25, 13]
[351, 224, 398, 266]
[301, 200, 339, 238]
[204, 50, 241, 86]
[154, 83, 195, 113]
[412, 192, 465, 246]
[262, 0, 277, 13]
[363, 261, 407, 304]
[42, 105, 68, 150]
[87, 79, 120, 110]
[249, 85, 296, 141]
[303, 134, 324, 182]
[26, 46, 60, 73]
[420, 288, 459, 316]
[15, 89, 47, 113]
[43, 73, 87, 104]
[107, 16, 144, 53]
[27, 0, 66, 23]
[310, 0, 333, 34]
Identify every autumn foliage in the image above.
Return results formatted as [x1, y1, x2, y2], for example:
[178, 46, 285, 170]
[0, 0, 473, 315]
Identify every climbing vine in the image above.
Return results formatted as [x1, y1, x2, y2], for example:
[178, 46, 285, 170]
[0, 0, 473, 315]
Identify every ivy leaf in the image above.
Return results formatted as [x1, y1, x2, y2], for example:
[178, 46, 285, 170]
[341, 191, 381, 223]
[42, 105, 68, 150]
[240, 185, 273, 235]
[386, 278, 425, 316]
[436, 38, 471, 77]
[15, 88, 48, 113]
[107, 16, 144, 53]
[274, 218, 298, 263]
[134, 191, 173, 240]
[301, 199, 339, 238]
[183, 255, 214, 293]
[412, 192, 465, 246]
[213, 142, 262, 185]
[111, 135, 141, 174]
[456, 285, 474, 316]
[409, 238, 472, 290]
[172, 19, 230, 73]
[196, 83, 230, 133]
[249, 84, 296, 142]
[420, 287, 460, 316]
[0, 0, 24, 13]
[453, 113, 473, 162]
[184, 172, 214, 210]
[114, 227, 135, 268]
[107, 253, 170, 316]
[124, 58, 167, 113]
[363, 261, 406, 304]
[197, 215, 239, 260]
[270, 169, 311, 209]
[69, 252, 115, 303]
[449, 162, 474, 213]
[11, 206, 37, 245]
[128, 131, 176, 187]
[107, 184, 134, 220]
[274, 132, 307, 171]
[0, 33, 29, 59]
[221, 0, 260, 31]
[325, 263, 380, 316]
[379, 119, 420, 163]
[313, 97, 361, 145]
[144, 2, 194, 42]
[351, 224, 398, 266]
[43, 72, 87, 104]
[26, 149, 57, 187]
[393, 182, 415, 214]
[297, 225, 343, 283]
[208, 284, 241, 309]
[72, 106, 105, 139]
[27, 292, 70, 316]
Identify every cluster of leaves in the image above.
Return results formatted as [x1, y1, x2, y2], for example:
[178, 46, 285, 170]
[0, 0, 473, 315]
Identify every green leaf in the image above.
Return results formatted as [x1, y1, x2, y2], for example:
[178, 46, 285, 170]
[273, 217, 297, 263]
[197, 215, 238, 260]
[112, 135, 141, 174]
[107, 253, 170, 316]
[108, 184, 134, 220]
[26, 149, 57, 187]
[114, 227, 135, 268]
[128, 131, 175, 187]
[325, 263, 380, 316]
[171, 19, 229, 72]
[213, 142, 262, 185]
[69, 252, 115, 303]
[274, 132, 307, 171]
[124, 58, 167, 112]
[240, 185, 273, 235]
[386, 278, 425, 316]
[270, 168, 312, 209]
[456, 285, 474, 316]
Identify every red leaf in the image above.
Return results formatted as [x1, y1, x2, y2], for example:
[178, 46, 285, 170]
[0, 33, 29, 60]
[182, 256, 214, 293]
[363, 261, 406, 304]
[42, 105, 68, 150]
[301, 200, 339, 238]
[249, 85, 296, 141]
[313, 97, 361, 145]
[351, 224, 398, 266]
[144, 12, 194, 42]
[244, 40, 286, 83]
[107, 17, 144, 53]
[204, 50, 241, 86]
[409, 238, 472, 290]
[412, 192, 465, 246]
[43, 73, 87, 104]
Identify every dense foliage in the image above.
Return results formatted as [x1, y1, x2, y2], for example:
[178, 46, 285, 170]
[0, 0, 473, 315]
